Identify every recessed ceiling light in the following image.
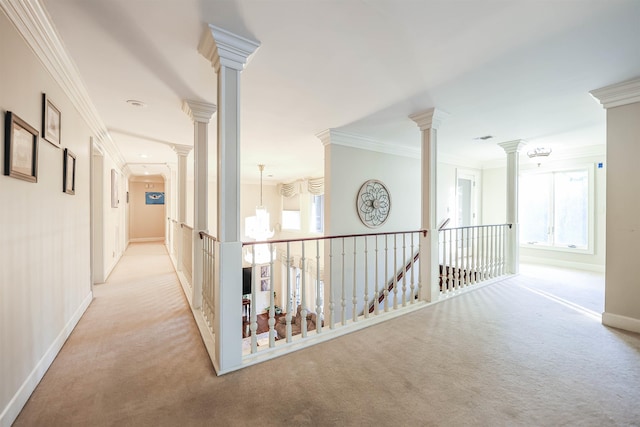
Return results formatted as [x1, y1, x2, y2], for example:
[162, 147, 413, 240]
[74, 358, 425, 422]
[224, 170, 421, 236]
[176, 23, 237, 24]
[473, 135, 494, 141]
[144, 171, 149, 175]
[140, 154, 148, 158]
[126, 99, 147, 108]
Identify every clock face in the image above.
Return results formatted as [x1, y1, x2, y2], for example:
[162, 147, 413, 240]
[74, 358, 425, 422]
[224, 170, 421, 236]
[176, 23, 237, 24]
[356, 180, 391, 228]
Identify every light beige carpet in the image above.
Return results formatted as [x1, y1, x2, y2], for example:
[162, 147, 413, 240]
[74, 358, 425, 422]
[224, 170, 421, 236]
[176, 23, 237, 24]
[14, 243, 640, 426]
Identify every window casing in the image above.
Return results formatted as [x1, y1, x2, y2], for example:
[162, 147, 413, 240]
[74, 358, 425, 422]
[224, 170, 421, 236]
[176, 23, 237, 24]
[519, 166, 594, 253]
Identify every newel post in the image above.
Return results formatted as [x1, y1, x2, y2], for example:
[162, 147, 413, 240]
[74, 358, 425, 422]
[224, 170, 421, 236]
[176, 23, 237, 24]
[199, 24, 260, 373]
[410, 108, 449, 302]
[498, 140, 526, 275]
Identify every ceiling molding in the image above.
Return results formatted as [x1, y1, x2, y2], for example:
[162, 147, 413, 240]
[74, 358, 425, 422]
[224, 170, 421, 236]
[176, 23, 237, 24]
[590, 76, 640, 109]
[0, 0, 126, 169]
[316, 129, 420, 159]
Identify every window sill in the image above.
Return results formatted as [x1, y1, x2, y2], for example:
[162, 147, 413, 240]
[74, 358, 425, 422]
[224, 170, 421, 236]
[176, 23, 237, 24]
[520, 243, 594, 256]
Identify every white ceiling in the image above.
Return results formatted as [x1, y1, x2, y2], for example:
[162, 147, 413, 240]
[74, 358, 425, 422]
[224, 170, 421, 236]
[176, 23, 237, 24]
[42, 0, 640, 183]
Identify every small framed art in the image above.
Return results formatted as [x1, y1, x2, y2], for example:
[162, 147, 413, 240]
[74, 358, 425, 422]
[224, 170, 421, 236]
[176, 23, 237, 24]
[4, 111, 38, 183]
[63, 148, 76, 194]
[42, 93, 61, 147]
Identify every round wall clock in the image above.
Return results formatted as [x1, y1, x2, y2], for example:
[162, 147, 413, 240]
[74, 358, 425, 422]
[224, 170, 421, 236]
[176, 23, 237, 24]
[356, 180, 391, 228]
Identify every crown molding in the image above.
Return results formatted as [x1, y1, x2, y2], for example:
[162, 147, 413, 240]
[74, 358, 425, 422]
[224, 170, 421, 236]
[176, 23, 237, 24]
[409, 108, 450, 131]
[0, 0, 126, 169]
[198, 24, 260, 72]
[316, 129, 420, 159]
[590, 76, 640, 109]
[182, 99, 217, 123]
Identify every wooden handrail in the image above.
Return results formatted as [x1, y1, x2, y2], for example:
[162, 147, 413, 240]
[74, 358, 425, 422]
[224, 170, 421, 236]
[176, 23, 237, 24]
[242, 229, 427, 246]
[199, 231, 217, 241]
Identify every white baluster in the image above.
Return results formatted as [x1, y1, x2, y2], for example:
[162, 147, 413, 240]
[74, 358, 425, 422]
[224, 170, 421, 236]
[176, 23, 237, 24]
[418, 231, 423, 300]
[454, 228, 460, 291]
[374, 235, 380, 315]
[301, 241, 307, 338]
[393, 234, 398, 309]
[401, 233, 407, 306]
[329, 239, 335, 330]
[384, 235, 389, 312]
[286, 242, 293, 342]
[352, 237, 358, 322]
[364, 236, 369, 319]
[341, 238, 346, 325]
[316, 239, 322, 333]
[250, 245, 258, 354]
[448, 229, 454, 292]
[268, 243, 276, 347]
[410, 233, 415, 304]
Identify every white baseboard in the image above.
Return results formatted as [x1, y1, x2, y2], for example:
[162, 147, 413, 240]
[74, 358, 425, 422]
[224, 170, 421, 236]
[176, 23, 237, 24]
[520, 256, 605, 273]
[602, 312, 640, 334]
[129, 237, 164, 243]
[0, 291, 93, 427]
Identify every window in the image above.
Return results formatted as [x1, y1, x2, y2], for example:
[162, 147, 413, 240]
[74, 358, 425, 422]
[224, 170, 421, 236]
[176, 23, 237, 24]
[519, 167, 592, 252]
[310, 194, 324, 233]
[282, 194, 301, 230]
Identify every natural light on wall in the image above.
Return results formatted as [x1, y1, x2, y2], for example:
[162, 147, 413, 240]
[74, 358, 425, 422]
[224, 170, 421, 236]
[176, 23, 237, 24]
[519, 167, 592, 251]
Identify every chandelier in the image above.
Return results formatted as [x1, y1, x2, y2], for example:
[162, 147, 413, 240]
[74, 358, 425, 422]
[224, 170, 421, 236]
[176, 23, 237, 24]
[527, 147, 552, 158]
[244, 164, 275, 265]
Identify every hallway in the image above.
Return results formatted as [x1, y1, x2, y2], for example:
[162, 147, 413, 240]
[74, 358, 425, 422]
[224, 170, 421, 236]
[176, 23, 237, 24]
[15, 243, 640, 426]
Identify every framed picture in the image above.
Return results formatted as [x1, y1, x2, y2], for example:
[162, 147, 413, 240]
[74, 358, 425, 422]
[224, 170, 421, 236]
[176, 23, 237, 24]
[260, 265, 270, 291]
[111, 169, 119, 208]
[4, 111, 38, 183]
[145, 191, 165, 205]
[63, 148, 76, 194]
[42, 93, 61, 147]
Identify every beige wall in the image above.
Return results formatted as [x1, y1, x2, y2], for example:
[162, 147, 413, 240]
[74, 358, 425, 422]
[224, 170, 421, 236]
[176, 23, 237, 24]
[603, 101, 640, 332]
[129, 177, 166, 241]
[0, 9, 127, 424]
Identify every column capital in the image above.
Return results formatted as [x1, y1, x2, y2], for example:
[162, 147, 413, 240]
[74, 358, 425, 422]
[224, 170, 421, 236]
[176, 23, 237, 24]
[409, 108, 450, 131]
[498, 140, 527, 154]
[183, 99, 217, 123]
[172, 144, 192, 157]
[198, 24, 260, 72]
[590, 77, 640, 109]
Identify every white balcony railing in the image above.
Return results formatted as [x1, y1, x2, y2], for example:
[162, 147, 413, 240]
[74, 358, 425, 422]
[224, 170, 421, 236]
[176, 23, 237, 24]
[438, 224, 510, 293]
[167, 220, 512, 374]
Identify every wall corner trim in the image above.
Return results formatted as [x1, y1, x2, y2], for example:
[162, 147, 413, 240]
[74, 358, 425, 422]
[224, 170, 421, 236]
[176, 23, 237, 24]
[0, 291, 93, 427]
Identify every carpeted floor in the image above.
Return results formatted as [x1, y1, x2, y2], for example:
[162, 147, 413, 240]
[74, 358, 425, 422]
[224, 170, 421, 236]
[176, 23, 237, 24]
[14, 243, 640, 426]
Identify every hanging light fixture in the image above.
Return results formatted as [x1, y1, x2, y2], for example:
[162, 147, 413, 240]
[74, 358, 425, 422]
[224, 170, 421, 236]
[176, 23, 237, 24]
[244, 164, 275, 264]
[527, 147, 552, 158]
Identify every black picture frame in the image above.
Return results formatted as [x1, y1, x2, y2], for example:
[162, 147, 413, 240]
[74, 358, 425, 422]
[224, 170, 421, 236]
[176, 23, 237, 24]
[4, 111, 38, 183]
[63, 148, 76, 194]
[42, 93, 61, 147]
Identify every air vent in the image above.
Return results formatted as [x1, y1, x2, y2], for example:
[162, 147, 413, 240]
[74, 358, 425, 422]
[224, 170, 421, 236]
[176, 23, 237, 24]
[473, 135, 494, 141]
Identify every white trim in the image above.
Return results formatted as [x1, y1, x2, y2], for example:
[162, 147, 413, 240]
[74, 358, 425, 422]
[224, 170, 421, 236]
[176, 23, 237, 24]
[0, 291, 93, 427]
[317, 129, 420, 159]
[602, 312, 640, 334]
[129, 237, 165, 243]
[0, 0, 126, 169]
[520, 256, 605, 273]
[590, 76, 640, 109]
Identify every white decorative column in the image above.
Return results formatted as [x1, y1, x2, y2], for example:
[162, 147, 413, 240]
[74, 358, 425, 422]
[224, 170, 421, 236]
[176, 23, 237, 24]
[591, 77, 640, 333]
[498, 140, 526, 275]
[199, 24, 260, 373]
[172, 145, 192, 273]
[410, 108, 449, 302]
[183, 100, 217, 309]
